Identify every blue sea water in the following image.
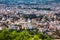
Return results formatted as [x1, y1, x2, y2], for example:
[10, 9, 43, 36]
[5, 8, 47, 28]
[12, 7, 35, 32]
[0, 0, 60, 5]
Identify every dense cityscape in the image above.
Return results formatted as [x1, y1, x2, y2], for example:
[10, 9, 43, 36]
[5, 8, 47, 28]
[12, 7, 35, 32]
[0, 0, 60, 40]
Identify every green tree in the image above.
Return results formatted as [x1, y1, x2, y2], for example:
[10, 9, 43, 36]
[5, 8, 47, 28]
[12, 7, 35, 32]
[33, 35, 41, 40]
[0, 29, 9, 40]
[0, 29, 53, 40]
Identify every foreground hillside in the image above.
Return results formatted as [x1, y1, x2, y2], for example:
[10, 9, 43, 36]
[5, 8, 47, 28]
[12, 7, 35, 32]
[0, 29, 52, 40]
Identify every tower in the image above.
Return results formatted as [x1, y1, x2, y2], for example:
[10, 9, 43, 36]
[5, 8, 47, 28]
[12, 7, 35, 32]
[27, 19, 33, 29]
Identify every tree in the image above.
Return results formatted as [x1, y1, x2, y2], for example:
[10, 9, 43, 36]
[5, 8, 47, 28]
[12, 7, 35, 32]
[0, 29, 53, 40]
[0, 29, 9, 40]
[33, 35, 41, 40]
